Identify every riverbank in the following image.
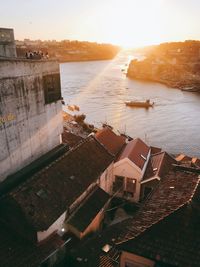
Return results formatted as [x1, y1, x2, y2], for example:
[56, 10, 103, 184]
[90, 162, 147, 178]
[59, 57, 115, 63]
[127, 59, 200, 92]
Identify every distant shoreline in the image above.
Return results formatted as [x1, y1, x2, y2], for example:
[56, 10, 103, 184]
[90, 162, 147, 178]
[59, 57, 113, 63]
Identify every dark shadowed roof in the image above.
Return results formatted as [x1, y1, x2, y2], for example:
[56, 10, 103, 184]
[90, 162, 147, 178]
[95, 127, 126, 155]
[143, 152, 176, 181]
[113, 170, 199, 244]
[118, 138, 150, 170]
[3, 136, 113, 231]
[119, 204, 200, 267]
[0, 225, 65, 267]
[150, 146, 162, 155]
[67, 186, 110, 232]
[69, 169, 199, 266]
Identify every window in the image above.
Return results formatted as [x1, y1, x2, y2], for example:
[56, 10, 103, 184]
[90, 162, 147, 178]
[113, 176, 124, 192]
[43, 74, 61, 104]
[125, 178, 136, 193]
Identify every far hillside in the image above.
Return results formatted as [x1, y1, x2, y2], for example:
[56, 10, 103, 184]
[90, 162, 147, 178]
[127, 40, 200, 92]
[16, 39, 120, 62]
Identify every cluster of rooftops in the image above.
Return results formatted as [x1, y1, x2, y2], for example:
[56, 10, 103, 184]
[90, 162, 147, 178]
[0, 126, 200, 267]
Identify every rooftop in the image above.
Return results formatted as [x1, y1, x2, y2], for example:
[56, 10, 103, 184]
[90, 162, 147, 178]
[118, 138, 150, 170]
[1, 136, 113, 231]
[67, 186, 110, 233]
[95, 127, 126, 156]
[0, 225, 65, 267]
[143, 152, 176, 181]
[119, 204, 200, 267]
[69, 169, 200, 266]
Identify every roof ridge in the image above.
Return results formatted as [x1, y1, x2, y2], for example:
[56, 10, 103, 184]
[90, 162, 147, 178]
[151, 151, 165, 157]
[93, 135, 115, 157]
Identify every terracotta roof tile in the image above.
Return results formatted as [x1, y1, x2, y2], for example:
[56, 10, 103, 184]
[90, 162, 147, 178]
[176, 154, 192, 162]
[192, 157, 200, 168]
[95, 128, 126, 155]
[2, 136, 113, 231]
[62, 130, 84, 147]
[109, 170, 199, 245]
[119, 204, 200, 267]
[119, 138, 150, 170]
[150, 146, 162, 155]
[143, 152, 176, 181]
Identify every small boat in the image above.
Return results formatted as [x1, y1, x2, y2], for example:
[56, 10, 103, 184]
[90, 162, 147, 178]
[125, 99, 154, 108]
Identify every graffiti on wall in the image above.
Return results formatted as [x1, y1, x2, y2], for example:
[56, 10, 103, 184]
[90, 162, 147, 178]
[0, 113, 16, 125]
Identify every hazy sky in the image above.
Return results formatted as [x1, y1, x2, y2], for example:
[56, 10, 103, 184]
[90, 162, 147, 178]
[1, 0, 200, 47]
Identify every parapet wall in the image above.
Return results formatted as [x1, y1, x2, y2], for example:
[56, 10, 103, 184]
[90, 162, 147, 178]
[0, 59, 63, 181]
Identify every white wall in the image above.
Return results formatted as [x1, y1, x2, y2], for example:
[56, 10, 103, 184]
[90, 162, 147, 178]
[113, 158, 142, 202]
[0, 60, 63, 181]
[37, 212, 66, 242]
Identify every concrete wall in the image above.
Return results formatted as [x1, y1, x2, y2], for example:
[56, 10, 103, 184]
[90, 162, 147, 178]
[0, 59, 63, 181]
[99, 162, 114, 194]
[0, 28, 16, 58]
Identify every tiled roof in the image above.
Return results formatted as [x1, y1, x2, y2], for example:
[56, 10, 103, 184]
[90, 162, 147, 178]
[176, 153, 192, 162]
[150, 146, 162, 155]
[95, 127, 126, 155]
[67, 186, 110, 232]
[118, 138, 150, 170]
[0, 225, 64, 267]
[119, 204, 200, 267]
[69, 169, 200, 266]
[62, 130, 84, 147]
[113, 170, 199, 244]
[143, 152, 176, 181]
[2, 136, 113, 231]
[192, 157, 200, 168]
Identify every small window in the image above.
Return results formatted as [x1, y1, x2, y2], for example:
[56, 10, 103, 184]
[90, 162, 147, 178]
[125, 178, 136, 193]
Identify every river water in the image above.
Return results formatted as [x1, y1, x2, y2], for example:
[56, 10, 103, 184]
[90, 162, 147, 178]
[60, 49, 200, 157]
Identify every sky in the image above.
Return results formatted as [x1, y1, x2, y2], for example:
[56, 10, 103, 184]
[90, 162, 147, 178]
[0, 0, 200, 47]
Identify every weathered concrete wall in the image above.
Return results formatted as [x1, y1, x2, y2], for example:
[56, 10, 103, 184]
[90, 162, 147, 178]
[0, 28, 17, 58]
[99, 162, 114, 194]
[0, 59, 63, 181]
